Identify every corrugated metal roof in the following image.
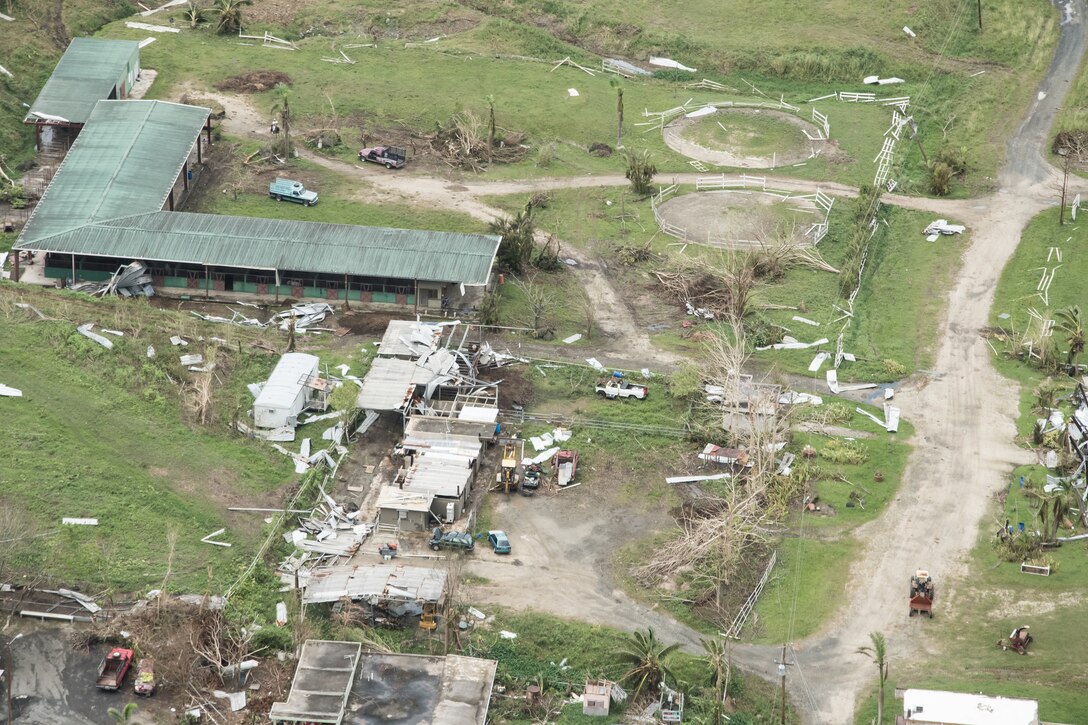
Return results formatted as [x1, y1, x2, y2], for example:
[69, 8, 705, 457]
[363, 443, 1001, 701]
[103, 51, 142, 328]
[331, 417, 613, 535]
[303, 565, 447, 604]
[376, 488, 435, 513]
[378, 320, 443, 359]
[18, 100, 209, 244]
[25, 38, 140, 125]
[253, 353, 320, 411]
[19, 210, 501, 285]
[269, 640, 361, 724]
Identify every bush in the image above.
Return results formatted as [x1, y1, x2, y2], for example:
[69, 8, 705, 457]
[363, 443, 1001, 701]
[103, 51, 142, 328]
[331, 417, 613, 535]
[625, 150, 657, 197]
[819, 439, 868, 464]
[935, 146, 968, 176]
[535, 142, 557, 167]
[928, 161, 954, 196]
[882, 359, 907, 379]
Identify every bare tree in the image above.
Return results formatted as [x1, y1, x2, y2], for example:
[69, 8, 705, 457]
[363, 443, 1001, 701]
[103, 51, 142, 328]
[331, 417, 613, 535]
[513, 273, 557, 338]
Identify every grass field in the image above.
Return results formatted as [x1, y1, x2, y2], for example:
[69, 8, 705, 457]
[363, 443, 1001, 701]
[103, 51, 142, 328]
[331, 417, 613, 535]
[0, 286, 307, 593]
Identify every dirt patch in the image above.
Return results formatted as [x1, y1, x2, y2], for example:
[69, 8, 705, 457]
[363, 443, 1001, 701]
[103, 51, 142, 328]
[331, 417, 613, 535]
[337, 311, 401, 336]
[655, 190, 813, 247]
[663, 108, 830, 169]
[403, 17, 481, 40]
[478, 364, 534, 410]
[245, 0, 301, 27]
[215, 71, 293, 94]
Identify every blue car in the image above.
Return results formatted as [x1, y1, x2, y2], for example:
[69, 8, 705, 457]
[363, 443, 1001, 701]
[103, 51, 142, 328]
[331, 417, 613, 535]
[487, 530, 511, 555]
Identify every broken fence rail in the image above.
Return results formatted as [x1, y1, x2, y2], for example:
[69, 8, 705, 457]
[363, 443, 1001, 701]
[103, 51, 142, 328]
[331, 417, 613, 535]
[499, 409, 689, 437]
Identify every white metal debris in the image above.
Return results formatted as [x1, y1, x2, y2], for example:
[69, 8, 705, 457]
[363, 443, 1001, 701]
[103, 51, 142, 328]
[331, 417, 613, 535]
[855, 405, 901, 433]
[146, 345, 156, 358]
[649, 56, 696, 72]
[62, 518, 98, 526]
[567, 88, 579, 97]
[563, 333, 582, 344]
[138, 37, 157, 49]
[201, 528, 232, 547]
[586, 358, 606, 371]
[757, 336, 829, 351]
[102, 329, 124, 337]
[808, 352, 829, 372]
[0, 384, 22, 397]
[523, 446, 561, 467]
[180, 353, 204, 366]
[170, 336, 188, 346]
[76, 323, 114, 349]
[792, 316, 820, 327]
[924, 219, 965, 236]
[125, 20, 179, 32]
[685, 106, 717, 119]
[212, 690, 247, 712]
[665, 473, 732, 484]
[903, 26, 916, 37]
[685, 301, 714, 319]
[779, 391, 823, 406]
[499, 630, 518, 639]
[826, 369, 878, 394]
[863, 76, 906, 85]
[468, 607, 487, 620]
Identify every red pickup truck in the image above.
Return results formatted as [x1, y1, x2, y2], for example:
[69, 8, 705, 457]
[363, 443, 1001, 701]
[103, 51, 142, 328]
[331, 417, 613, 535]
[95, 647, 134, 690]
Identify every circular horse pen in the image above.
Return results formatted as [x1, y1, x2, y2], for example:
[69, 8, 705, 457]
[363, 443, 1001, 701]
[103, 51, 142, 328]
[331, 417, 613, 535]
[663, 106, 826, 169]
[651, 180, 833, 250]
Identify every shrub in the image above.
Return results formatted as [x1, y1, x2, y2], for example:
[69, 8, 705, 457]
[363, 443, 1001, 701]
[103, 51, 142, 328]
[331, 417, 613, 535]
[625, 150, 657, 197]
[535, 142, 557, 167]
[819, 439, 868, 464]
[928, 161, 954, 196]
[881, 359, 907, 379]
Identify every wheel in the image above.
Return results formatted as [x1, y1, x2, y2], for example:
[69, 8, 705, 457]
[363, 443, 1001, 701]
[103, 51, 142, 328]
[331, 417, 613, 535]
[275, 194, 282, 201]
[430, 544, 439, 551]
[385, 162, 394, 169]
[909, 609, 914, 617]
[928, 611, 934, 619]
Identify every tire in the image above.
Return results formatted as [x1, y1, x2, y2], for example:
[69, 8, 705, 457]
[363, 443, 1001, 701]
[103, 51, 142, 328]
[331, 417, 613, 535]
[385, 162, 394, 169]
[430, 544, 439, 551]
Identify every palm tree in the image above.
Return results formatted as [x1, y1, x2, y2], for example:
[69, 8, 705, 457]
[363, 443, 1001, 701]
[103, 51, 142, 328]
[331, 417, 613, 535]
[214, 0, 251, 35]
[1025, 479, 1077, 541]
[485, 95, 496, 163]
[856, 631, 889, 725]
[270, 83, 292, 160]
[613, 627, 680, 701]
[701, 637, 731, 724]
[184, 0, 208, 28]
[107, 702, 138, 724]
[1055, 305, 1085, 369]
[610, 77, 624, 149]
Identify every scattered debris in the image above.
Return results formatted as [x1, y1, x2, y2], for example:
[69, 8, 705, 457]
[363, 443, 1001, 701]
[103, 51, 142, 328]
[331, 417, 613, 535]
[170, 336, 189, 346]
[70, 261, 154, 297]
[62, 517, 98, 526]
[855, 405, 901, 433]
[924, 219, 965, 236]
[586, 357, 606, 371]
[179, 353, 204, 366]
[779, 391, 823, 406]
[499, 630, 518, 639]
[665, 473, 732, 484]
[792, 316, 820, 327]
[808, 352, 830, 372]
[212, 690, 247, 712]
[146, 345, 156, 358]
[563, 333, 583, 344]
[77, 323, 114, 349]
[567, 88, 580, 97]
[903, 26, 916, 37]
[757, 336, 829, 351]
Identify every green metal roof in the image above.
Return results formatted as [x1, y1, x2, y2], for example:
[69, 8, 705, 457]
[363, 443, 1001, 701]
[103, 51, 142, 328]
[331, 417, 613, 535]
[25, 38, 140, 125]
[18, 100, 209, 245]
[18, 211, 502, 285]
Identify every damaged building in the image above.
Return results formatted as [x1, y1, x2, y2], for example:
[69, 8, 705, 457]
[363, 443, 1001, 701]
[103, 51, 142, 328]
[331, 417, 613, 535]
[270, 642, 496, 725]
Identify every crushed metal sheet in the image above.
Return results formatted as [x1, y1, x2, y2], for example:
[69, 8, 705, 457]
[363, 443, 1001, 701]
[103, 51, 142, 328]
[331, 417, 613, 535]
[827, 369, 878, 394]
[201, 528, 231, 547]
[146, 345, 155, 358]
[0, 384, 23, 397]
[179, 353, 204, 366]
[758, 336, 829, 351]
[649, 56, 696, 72]
[77, 323, 114, 349]
[666, 473, 732, 484]
[808, 352, 829, 372]
[522, 446, 560, 467]
[212, 690, 247, 712]
[792, 316, 820, 327]
[170, 335, 188, 346]
[779, 391, 823, 406]
[924, 219, 965, 236]
[62, 517, 98, 526]
[586, 357, 606, 371]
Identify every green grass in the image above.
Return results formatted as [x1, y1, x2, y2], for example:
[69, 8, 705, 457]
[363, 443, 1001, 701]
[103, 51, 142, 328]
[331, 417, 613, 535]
[0, 286, 309, 593]
[684, 111, 809, 158]
[456, 608, 790, 723]
[991, 207, 1086, 330]
[755, 203, 967, 380]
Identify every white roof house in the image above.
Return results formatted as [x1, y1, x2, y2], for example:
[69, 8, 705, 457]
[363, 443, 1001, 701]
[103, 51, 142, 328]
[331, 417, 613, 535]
[902, 689, 1040, 725]
[253, 353, 323, 429]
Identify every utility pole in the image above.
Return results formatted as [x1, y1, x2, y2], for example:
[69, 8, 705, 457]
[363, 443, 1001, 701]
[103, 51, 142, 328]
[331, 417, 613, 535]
[778, 643, 789, 725]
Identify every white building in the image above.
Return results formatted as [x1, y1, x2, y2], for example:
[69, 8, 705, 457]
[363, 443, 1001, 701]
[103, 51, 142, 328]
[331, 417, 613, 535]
[900, 689, 1040, 725]
[253, 353, 327, 429]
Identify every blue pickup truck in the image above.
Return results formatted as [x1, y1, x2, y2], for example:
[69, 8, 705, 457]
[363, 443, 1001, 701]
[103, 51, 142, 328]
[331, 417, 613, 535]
[268, 178, 318, 206]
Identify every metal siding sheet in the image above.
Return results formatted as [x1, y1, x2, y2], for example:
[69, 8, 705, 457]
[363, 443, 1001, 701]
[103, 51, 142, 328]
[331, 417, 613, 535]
[18, 211, 500, 286]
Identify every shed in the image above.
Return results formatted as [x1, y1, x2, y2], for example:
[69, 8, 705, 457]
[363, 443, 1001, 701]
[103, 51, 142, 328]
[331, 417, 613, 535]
[901, 689, 1040, 725]
[376, 488, 436, 532]
[377, 320, 444, 359]
[302, 564, 447, 606]
[24, 38, 141, 139]
[253, 353, 326, 429]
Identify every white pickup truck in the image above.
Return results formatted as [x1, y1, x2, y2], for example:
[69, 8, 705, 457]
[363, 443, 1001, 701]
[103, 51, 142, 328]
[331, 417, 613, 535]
[595, 376, 649, 400]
